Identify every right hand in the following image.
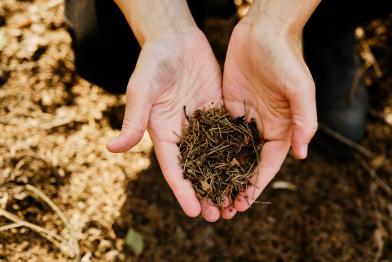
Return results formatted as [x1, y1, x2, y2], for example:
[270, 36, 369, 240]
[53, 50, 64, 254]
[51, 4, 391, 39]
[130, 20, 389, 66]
[107, 28, 224, 222]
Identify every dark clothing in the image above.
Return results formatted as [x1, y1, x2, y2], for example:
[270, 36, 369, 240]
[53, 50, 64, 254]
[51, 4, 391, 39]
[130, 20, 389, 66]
[65, 0, 139, 93]
[64, 0, 235, 93]
[65, 0, 392, 94]
[304, 0, 392, 109]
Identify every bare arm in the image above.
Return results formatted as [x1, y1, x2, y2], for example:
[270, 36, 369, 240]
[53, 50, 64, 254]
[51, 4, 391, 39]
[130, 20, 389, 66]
[245, 0, 320, 35]
[108, 0, 224, 221]
[114, 0, 197, 45]
[221, 0, 320, 217]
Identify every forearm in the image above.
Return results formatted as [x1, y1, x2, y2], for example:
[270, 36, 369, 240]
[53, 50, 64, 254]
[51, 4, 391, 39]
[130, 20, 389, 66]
[244, 0, 321, 37]
[114, 0, 197, 45]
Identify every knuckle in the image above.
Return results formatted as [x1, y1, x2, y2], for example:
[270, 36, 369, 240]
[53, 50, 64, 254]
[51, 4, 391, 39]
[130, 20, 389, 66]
[309, 121, 318, 135]
[293, 117, 318, 140]
[305, 121, 318, 138]
[285, 78, 315, 95]
[304, 79, 316, 91]
[121, 117, 131, 130]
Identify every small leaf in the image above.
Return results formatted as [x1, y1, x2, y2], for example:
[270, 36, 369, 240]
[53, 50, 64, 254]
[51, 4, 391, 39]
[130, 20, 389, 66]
[230, 157, 240, 167]
[125, 228, 144, 255]
[271, 181, 297, 191]
[201, 180, 212, 192]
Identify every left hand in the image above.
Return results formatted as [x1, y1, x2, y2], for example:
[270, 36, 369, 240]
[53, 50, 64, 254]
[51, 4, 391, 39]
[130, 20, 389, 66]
[220, 15, 318, 219]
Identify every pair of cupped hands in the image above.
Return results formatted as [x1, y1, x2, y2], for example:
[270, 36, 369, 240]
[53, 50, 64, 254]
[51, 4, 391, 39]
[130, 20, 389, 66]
[106, 16, 318, 222]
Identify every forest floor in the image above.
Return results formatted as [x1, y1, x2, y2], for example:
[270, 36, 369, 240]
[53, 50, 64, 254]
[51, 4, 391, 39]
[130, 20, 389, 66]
[0, 1, 391, 261]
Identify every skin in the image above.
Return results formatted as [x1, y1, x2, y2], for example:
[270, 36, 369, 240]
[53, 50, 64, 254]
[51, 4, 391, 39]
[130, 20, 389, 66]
[221, 0, 320, 217]
[107, 0, 320, 222]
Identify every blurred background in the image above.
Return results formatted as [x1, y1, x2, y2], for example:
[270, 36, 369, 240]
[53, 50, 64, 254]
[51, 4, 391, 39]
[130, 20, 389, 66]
[0, 0, 391, 261]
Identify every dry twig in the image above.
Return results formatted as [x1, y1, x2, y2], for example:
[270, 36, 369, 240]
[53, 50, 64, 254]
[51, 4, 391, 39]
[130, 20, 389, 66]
[179, 107, 262, 207]
[0, 222, 22, 232]
[319, 123, 392, 197]
[318, 123, 374, 158]
[357, 157, 392, 197]
[26, 184, 80, 259]
[0, 208, 67, 252]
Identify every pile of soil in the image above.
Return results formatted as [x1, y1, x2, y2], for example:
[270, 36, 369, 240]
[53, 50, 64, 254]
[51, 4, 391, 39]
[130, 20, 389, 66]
[179, 107, 262, 207]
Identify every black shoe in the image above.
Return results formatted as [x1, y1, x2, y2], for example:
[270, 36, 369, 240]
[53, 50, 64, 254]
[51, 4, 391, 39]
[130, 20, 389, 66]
[304, 27, 368, 157]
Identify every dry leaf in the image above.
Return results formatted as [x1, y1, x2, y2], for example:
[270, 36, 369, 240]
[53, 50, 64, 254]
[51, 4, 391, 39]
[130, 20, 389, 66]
[271, 181, 297, 191]
[230, 158, 240, 167]
[201, 180, 212, 193]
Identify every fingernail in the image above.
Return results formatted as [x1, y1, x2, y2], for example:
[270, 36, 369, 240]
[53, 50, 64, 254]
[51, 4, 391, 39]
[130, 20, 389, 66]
[107, 136, 120, 148]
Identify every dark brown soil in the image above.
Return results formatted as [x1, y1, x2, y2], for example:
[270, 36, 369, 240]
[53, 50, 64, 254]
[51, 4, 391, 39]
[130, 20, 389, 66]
[179, 107, 262, 207]
[0, 1, 391, 261]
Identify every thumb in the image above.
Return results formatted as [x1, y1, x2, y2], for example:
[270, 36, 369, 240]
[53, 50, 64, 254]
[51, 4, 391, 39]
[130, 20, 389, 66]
[107, 78, 153, 153]
[288, 79, 318, 159]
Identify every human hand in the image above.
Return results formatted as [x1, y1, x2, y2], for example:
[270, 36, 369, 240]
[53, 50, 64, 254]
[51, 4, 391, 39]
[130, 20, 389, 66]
[221, 3, 319, 218]
[107, 28, 224, 222]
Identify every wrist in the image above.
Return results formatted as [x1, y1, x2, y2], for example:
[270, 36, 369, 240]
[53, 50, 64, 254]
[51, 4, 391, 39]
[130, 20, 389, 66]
[115, 0, 197, 45]
[240, 0, 320, 39]
[136, 19, 198, 45]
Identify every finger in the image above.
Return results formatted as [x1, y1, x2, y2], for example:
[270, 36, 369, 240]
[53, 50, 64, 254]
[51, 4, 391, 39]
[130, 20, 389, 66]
[234, 140, 290, 212]
[219, 195, 231, 209]
[222, 99, 246, 118]
[200, 199, 220, 222]
[107, 79, 153, 153]
[220, 205, 237, 220]
[218, 196, 236, 219]
[287, 80, 318, 159]
[153, 141, 201, 217]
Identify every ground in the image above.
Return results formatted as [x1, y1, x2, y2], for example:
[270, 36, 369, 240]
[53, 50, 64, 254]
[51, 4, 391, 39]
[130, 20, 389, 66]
[0, 1, 391, 261]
